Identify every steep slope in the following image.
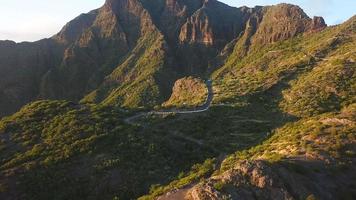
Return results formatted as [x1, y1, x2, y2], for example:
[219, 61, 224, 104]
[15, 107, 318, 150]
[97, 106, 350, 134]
[81, 0, 180, 108]
[144, 16, 355, 200]
[213, 3, 327, 74]
[251, 4, 326, 46]
[213, 14, 351, 111]
[41, 2, 131, 100]
[0, 39, 65, 117]
[179, 0, 246, 47]
[0, 2, 354, 200]
[176, 0, 250, 74]
[0, 0, 178, 116]
[140, 0, 205, 44]
[166, 105, 355, 200]
[90, 1, 328, 104]
[0, 0, 328, 117]
[280, 18, 356, 117]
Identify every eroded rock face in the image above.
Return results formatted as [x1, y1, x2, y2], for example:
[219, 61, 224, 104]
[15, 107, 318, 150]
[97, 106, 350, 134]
[0, 0, 328, 117]
[251, 4, 327, 46]
[179, 0, 247, 47]
[178, 3, 327, 48]
[180, 9, 214, 46]
[141, 0, 204, 43]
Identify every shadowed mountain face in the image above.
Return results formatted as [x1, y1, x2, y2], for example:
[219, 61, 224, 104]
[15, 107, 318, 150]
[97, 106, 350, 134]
[1, 1, 355, 200]
[0, 0, 326, 117]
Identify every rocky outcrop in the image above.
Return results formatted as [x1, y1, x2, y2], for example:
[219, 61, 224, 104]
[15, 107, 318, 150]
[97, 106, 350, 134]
[162, 77, 207, 108]
[310, 16, 327, 32]
[172, 105, 356, 200]
[179, 8, 215, 46]
[184, 157, 356, 200]
[178, 3, 327, 48]
[186, 160, 293, 200]
[251, 4, 327, 46]
[140, 0, 204, 43]
[179, 0, 247, 47]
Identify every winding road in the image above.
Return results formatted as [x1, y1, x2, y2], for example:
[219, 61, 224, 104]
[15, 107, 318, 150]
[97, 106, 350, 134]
[124, 80, 214, 125]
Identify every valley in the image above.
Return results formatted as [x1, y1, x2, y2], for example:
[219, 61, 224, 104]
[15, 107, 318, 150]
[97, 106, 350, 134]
[0, 0, 355, 200]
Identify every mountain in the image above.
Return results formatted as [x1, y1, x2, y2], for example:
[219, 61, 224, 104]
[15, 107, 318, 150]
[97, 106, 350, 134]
[0, 0, 355, 200]
[143, 15, 356, 200]
[0, 0, 327, 117]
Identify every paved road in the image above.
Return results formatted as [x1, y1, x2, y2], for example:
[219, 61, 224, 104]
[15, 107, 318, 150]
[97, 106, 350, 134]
[124, 80, 214, 125]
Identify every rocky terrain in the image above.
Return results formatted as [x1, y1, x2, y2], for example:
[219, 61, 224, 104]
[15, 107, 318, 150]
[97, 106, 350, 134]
[162, 105, 355, 200]
[0, 0, 327, 117]
[0, 0, 354, 200]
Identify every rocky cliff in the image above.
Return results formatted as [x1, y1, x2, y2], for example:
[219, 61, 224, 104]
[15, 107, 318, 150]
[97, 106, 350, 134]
[0, 0, 327, 117]
[0, 2, 354, 200]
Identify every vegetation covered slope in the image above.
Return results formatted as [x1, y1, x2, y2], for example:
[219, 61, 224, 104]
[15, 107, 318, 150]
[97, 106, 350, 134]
[213, 15, 355, 115]
[0, 0, 327, 117]
[0, 1, 354, 200]
[174, 105, 355, 200]
[143, 16, 356, 200]
[0, 97, 284, 200]
[162, 77, 208, 108]
[82, 19, 176, 108]
[0, 101, 218, 200]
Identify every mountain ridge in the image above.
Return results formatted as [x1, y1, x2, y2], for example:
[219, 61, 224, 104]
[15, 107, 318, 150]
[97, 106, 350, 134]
[0, 0, 327, 117]
[1, 2, 355, 200]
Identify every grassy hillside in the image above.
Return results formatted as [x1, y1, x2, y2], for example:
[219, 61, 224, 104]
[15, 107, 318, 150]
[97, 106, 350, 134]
[143, 16, 356, 200]
[213, 16, 355, 116]
[144, 105, 355, 200]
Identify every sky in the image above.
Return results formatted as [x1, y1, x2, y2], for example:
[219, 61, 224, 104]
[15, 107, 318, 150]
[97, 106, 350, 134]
[0, 0, 355, 42]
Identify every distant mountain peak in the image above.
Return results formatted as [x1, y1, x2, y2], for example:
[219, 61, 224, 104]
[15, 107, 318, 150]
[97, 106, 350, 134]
[0, 0, 329, 117]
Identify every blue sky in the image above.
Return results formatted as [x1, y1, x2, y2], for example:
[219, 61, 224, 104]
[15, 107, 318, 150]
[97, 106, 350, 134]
[0, 0, 355, 42]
